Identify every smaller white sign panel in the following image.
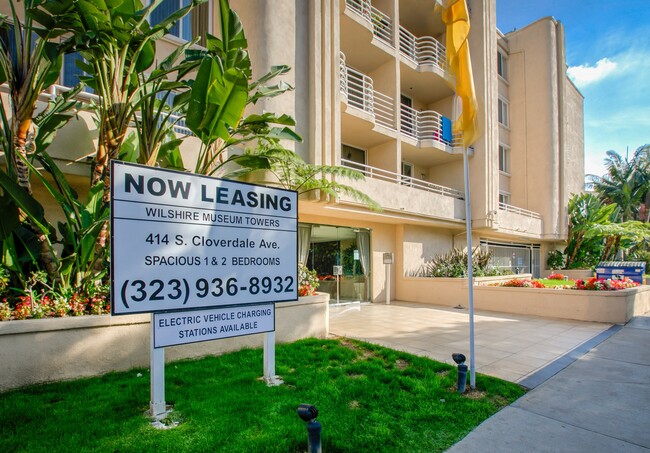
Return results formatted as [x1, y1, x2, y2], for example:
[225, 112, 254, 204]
[153, 304, 275, 348]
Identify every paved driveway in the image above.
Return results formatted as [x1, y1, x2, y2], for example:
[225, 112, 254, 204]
[329, 301, 615, 385]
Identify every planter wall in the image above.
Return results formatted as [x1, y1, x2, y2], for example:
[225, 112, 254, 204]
[0, 294, 329, 392]
[399, 277, 650, 324]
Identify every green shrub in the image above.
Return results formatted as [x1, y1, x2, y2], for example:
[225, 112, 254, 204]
[546, 250, 565, 270]
[418, 247, 504, 278]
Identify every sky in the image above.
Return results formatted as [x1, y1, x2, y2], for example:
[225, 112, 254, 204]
[495, 0, 650, 178]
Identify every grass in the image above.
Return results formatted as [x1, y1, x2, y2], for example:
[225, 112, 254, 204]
[0, 338, 525, 452]
[536, 278, 576, 288]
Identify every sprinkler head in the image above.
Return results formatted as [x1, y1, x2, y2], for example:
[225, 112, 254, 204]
[452, 353, 466, 365]
[297, 404, 318, 423]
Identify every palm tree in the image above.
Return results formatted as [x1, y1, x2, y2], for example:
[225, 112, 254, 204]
[587, 146, 650, 222]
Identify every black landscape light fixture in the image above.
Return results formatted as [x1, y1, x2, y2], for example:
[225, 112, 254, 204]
[452, 353, 468, 393]
[297, 404, 322, 453]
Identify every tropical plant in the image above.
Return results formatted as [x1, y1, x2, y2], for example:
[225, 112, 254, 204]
[564, 193, 615, 268]
[185, 0, 300, 177]
[32, 0, 205, 263]
[587, 145, 650, 222]
[229, 145, 381, 210]
[546, 250, 565, 270]
[418, 247, 503, 278]
[0, 0, 74, 194]
[0, 1, 81, 282]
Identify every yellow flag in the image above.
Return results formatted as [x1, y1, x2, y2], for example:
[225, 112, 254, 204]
[442, 0, 479, 147]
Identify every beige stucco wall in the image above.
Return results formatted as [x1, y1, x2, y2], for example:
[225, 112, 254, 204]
[505, 17, 583, 241]
[399, 224, 455, 276]
[563, 77, 586, 203]
[0, 295, 329, 392]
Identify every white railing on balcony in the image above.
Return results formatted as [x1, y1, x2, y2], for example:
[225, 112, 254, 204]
[341, 158, 464, 199]
[341, 62, 395, 130]
[346, 65, 374, 113]
[400, 104, 452, 146]
[373, 90, 395, 129]
[499, 202, 542, 219]
[345, 0, 394, 47]
[399, 26, 447, 71]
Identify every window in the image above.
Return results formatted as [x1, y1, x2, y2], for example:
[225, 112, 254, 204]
[401, 162, 413, 184]
[342, 144, 366, 171]
[498, 97, 509, 127]
[499, 192, 511, 205]
[497, 50, 508, 80]
[498, 144, 510, 173]
[61, 52, 94, 92]
[149, 0, 210, 45]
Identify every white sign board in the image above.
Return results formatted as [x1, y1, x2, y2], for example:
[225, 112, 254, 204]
[153, 304, 275, 348]
[111, 161, 298, 315]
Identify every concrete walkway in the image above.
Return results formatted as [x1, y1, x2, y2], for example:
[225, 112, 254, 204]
[330, 302, 614, 384]
[447, 313, 650, 452]
[329, 302, 650, 451]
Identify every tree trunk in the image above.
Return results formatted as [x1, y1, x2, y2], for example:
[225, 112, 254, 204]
[93, 112, 127, 273]
[12, 118, 33, 194]
[13, 116, 60, 280]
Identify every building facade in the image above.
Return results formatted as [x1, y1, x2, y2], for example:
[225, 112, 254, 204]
[2, 0, 584, 304]
[232, 0, 584, 303]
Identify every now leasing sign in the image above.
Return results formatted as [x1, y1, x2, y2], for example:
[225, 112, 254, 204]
[110, 161, 298, 316]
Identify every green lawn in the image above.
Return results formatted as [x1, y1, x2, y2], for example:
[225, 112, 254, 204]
[536, 278, 576, 288]
[0, 338, 525, 452]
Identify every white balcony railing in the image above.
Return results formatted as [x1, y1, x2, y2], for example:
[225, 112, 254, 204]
[499, 202, 542, 219]
[340, 60, 395, 130]
[345, 0, 394, 47]
[399, 26, 447, 71]
[400, 104, 452, 146]
[341, 158, 464, 199]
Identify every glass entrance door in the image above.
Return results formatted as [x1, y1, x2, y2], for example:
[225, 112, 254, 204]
[303, 224, 371, 304]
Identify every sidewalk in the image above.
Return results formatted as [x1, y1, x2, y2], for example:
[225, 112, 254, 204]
[447, 312, 650, 452]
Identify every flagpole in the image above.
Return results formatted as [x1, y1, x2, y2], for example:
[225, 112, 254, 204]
[463, 145, 476, 389]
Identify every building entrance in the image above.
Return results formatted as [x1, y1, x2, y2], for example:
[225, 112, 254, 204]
[299, 224, 371, 304]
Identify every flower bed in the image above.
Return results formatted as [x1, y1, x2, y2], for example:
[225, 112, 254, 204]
[0, 287, 110, 322]
[491, 277, 640, 292]
[575, 277, 639, 291]
[500, 278, 547, 288]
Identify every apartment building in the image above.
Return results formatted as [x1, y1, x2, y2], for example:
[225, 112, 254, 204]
[1, 0, 584, 304]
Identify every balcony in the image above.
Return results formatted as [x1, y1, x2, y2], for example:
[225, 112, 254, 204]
[399, 26, 447, 73]
[341, 0, 394, 73]
[345, 0, 393, 47]
[340, 55, 397, 146]
[400, 104, 452, 146]
[397, 25, 454, 104]
[340, 158, 466, 220]
[497, 203, 543, 237]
